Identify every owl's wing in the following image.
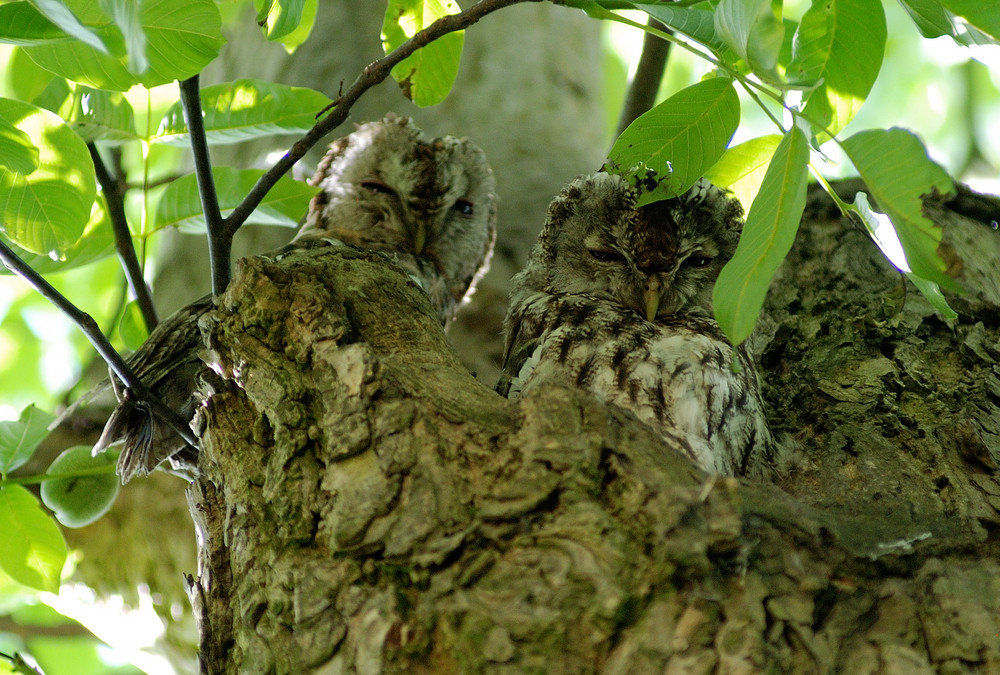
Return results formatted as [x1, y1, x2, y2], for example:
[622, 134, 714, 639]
[496, 312, 540, 398]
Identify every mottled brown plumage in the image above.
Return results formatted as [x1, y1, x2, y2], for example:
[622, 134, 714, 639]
[498, 173, 772, 477]
[92, 115, 497, 483]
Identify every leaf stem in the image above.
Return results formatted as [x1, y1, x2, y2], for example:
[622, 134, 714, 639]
[178, 75, 229, 295]
[0, 238, 198, 448]
[89, 143, 159, 331]
[222, 0, 535, 238]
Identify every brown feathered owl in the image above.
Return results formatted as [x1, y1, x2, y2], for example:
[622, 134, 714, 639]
[93, 115, 497, 482]
[497, 172, 772, 478]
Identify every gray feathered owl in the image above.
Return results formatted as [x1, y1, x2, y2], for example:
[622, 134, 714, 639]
[497, 173, 772, 478]
[94, 115, 497, 482]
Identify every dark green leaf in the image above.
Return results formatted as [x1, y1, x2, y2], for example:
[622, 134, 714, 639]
[787, 0, 886, 142]
[382, 0, 464, 107]
[0, 3, 71, 46]
[0, 484, 67, 592]
[153, 167, 319, 233]
[0, 405, 55, 475]
[714, 125, 810, 345]
[0, 97, 96, 257]
[842, 127, 959, 291]
[607, 77, 740, 206]
[41, 445, 120, 528]
[154, 79, 332, 146]
[898, 0, 955, 38]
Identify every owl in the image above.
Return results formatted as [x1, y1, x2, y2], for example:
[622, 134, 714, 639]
[93, 115, 498, 482]
[497, 173, 772, 478]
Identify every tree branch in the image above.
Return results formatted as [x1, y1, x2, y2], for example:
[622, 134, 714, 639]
[0, 238, 198, 448]
[615, 17, 670, 137]
[222, 0, 537, 238]
[88, 144, 159, 331]
[178, 75, 229, 295]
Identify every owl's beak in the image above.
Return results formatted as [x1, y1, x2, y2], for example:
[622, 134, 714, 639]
[644, 277, 662, 322]
[413, 221, 426, 255]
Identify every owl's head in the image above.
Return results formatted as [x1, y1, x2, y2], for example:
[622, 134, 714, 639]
[297, 114, 497, 321]
[527, 172, 743, 320]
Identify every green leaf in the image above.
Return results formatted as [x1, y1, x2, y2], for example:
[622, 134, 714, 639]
[381, 0, 464, 107]
[153, 167, 319, 233]
[256, 0, 305, 41]
[0, 97, 96, 257]
[898, 0, 955, 38]
[0, 485, 66, 593]
[0, 405, 55, 475]
[118, 300, 148, 350]
[715, 0, 784, 82]
[841, 127, 959, 291]
[939, 0, 1000, 43]
[627, 3, 725, 52]
[714, 125, 810, 346]
[30, 0, 108, 53]
[99, 0, 148, 74]
[0, 115, 39, 175]
[0, 3, 72, 46]
[0, 197, 115, 275]
[21, 0, 224, 91]
[704, 134, 782, 213]
[787, 0, 886, 142]
[41, 445, 120, 528]
[850, 192, 957, 319]
[33, 79, 138, 144]
[607, 77, 740, 206]
[154, 79, 333, 146]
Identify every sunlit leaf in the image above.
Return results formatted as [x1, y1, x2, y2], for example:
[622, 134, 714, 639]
[0, 3, 71, 46]
[33, 78, 138, 143]
[256, 0, 306, 41]
[41, 445, 119, 528]
[627, 2, 726, 52]
[0, 98, 96, 257]
[715, 0, 784, 81]
[153, 167, 318, 233]
[787, 0, 886, 143]
[381, 0, 464, 107]
[99, 0, 148, 74]
[0, 405, 55, 475]
[0, 197, 114, 275]
[21, 0, 224, 91]
[850, 192, 957, 319]
[704, 134, 782, 213]
[154, 79, 332, 146]
[842, 127, 959, 291]
[0, 485, 66, 593]
[118, 300, 148, 350]
[0, 115, 39, 175]
[30, 0, 107, 53]
[607, 77, 740, 206]
[939, 0, 1000, 43]
[714, 126, 810, 346]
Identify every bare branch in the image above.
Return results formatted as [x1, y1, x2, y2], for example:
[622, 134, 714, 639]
[178, 75, 230, 295]
[89, 144, 159, 331]
[222, 0, 537, 238]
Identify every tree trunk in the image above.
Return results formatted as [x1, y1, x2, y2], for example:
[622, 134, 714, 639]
[187, 187, 1000, 672]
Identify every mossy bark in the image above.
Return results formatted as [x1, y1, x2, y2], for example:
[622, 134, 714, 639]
[189, 187, 1000, 673]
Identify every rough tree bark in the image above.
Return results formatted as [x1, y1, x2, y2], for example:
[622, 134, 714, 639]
[186, 186, 1000, 672]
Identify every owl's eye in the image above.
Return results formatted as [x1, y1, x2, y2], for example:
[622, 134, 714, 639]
[453, 199, 475, 216]
[360, 180, 396, 197]
[683, 255, 712, 268]
[589, 249, 625, 263]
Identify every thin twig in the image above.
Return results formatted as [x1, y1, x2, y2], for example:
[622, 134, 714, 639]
[89, 144, 159, 331]
[222, 0, 536, 238]
[0, 238, 198, 448]
[178, 75, 230, 295]
[615, 17, 670, 137]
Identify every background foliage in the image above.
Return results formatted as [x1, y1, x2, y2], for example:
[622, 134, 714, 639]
[0, 0, 997, 671]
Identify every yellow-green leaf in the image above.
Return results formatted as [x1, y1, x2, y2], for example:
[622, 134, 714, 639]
[0, 485, 67, 593]
[704, 134, 782, 213]
[381, 0, 463, 107]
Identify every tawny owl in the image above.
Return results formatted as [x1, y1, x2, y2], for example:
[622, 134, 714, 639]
[497, 172, 772, 478]
[93, 115, 497, 482]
